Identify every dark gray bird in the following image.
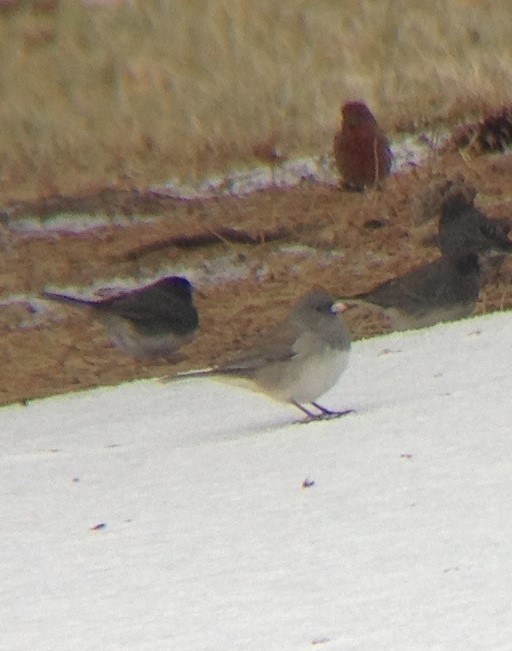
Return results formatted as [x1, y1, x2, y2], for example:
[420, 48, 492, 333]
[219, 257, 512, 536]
[342, 253, 483, 330]
[437, 190, 512, 258]
[173, 289, 352, 422]
[438, 189, 512, 286]
[43, 276, 199, 361]
[341, 191, 512, 330]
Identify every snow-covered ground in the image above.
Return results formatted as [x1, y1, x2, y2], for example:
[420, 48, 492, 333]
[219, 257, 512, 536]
[2, 309, 511, 650]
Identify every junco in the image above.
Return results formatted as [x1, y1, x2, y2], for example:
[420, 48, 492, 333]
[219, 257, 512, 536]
[411, 174, 477, 226]
[341, 192, 512, 330]
[438, 189, 512, 258]
[342, 253, 483, 330]
[43, 275, 199, 361]
[333, 101, 392, 191]
[172, 289, 352, 422]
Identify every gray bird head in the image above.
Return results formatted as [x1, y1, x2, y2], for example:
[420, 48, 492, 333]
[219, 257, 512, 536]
[290, 289, 351, 349]
[293, 289, 343, 321]
[439, 191, 512, 258]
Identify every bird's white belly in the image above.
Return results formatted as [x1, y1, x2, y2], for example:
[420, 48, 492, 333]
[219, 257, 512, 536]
[255, 347, 349, 404]
[387, 302, 474, 330]
[100, 314, 187, 359]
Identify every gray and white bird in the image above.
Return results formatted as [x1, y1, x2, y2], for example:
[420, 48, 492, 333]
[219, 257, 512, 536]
[341, 191, 512, 330]
[172, 288, 352, 422]
[43, 275, 199, 361]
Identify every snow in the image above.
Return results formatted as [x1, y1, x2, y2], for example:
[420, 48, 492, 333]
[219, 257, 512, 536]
[153, 137, 429, 200]
[9, 212, 161, 236]
[6, 135, 429, 238]
[2, 310, 512, 650]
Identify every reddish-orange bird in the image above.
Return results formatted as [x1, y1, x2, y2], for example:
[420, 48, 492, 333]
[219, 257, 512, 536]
[333, 101, 393, 191]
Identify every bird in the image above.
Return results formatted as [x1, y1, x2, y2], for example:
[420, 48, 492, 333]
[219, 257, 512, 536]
[411, 174, 477, 226]
[340, 191, 512, 330]
[170, 288, 353, 422]
[333, 101, 393, 191]
[437, 189, 512, 258]
[43, 275, 199, 361]
[341, 253, 484, 330]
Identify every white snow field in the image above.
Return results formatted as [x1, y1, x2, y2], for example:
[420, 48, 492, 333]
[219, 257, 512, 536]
[1, 310, 512, 650]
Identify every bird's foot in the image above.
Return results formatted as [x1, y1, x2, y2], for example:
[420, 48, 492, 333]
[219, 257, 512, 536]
[293, 401, 355, 423]
[311, 401, 354, 419]
[299, 410, 355, 424]
[339, 180, 365, 193]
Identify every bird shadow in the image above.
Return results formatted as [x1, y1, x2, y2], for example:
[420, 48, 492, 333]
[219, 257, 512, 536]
[199, 406, 358, 443]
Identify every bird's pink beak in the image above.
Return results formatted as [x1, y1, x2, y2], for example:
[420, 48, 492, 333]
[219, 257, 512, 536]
[332, 300, 349, 314]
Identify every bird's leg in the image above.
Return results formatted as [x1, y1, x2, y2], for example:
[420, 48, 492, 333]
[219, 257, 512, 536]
[311, 402, 354, 419]
[291, 401, 323, 422]
[292, 401, 354, 423]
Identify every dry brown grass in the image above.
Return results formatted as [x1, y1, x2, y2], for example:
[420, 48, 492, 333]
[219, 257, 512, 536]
[0, 0, 512, 200]
[3, 0, 512, 407]
[4, 145, 512, 406]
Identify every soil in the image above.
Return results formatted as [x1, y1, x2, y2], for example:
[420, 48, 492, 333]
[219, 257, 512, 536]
[3, 149, 512, 407]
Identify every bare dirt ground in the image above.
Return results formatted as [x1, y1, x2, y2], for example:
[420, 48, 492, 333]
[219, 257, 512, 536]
[2, 148, 512, 407]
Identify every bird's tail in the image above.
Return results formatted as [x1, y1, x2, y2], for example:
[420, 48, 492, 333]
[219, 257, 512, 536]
[161, 367, 218, 383]
[42, 290, 96, 308]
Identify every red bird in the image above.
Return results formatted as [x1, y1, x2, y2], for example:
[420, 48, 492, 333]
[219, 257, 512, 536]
[333, 101, 392, 191]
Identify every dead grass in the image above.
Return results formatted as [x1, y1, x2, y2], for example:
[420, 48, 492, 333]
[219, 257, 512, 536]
[3, 1, 512, 407]
[0, 0, 512, 199]
[3, 146, 512, 406]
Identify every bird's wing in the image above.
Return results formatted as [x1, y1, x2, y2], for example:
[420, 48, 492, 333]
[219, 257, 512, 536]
[218, 321, 302, 374]
[101, 288, 198, 335]
[355, 260, 447, 313]
[42, 291, 97, 307]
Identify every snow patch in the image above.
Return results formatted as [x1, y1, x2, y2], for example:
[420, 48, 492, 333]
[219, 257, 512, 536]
[1, 311, 512, 649]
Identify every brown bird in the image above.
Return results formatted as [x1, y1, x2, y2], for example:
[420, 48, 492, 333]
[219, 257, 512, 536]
[333, 101, 393, 191]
